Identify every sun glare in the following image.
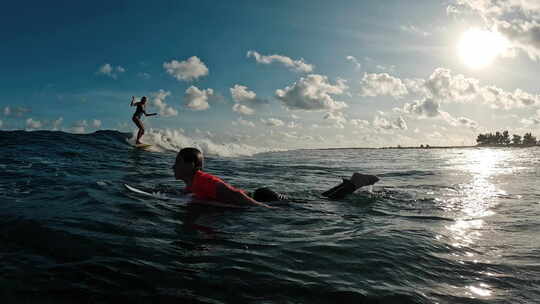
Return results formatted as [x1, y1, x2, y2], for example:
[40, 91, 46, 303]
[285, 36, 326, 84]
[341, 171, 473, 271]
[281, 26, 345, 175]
[457, 28, 509, 69]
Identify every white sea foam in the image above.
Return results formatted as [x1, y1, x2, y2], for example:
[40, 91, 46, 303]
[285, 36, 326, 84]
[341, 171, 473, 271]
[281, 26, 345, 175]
[128, 128, 280, 157]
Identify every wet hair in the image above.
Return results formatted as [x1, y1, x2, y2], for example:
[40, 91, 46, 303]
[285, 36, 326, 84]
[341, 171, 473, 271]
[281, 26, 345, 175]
[141, 96, 147, 103]
[177, 147, 203, 170]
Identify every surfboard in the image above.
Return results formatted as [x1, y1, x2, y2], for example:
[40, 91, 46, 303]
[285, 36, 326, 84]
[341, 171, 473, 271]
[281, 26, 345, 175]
[123, 184, 243, 208]
[135, 143, 152, 149]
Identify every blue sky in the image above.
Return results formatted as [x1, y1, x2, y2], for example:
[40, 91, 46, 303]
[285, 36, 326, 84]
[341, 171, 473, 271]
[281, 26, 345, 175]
[2, 0, 540, 149]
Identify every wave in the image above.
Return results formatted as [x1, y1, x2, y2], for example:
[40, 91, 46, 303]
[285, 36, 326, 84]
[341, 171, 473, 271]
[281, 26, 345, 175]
[0, 129, 283, 158]
[126, 128, 283, 157]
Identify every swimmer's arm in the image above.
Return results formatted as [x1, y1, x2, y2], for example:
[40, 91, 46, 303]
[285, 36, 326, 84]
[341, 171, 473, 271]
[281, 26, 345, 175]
[216, 183, 272, 208]
[130, 96, 136, 106]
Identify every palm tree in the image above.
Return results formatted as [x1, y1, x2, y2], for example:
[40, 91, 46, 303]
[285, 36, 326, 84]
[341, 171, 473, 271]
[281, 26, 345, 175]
[523, 133, 537, 145]
[502, 130, 510, 145]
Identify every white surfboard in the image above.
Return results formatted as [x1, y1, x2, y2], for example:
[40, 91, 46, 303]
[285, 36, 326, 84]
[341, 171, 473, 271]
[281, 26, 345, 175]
[123, 184, 242, 208]
[134, 143, 152, 150]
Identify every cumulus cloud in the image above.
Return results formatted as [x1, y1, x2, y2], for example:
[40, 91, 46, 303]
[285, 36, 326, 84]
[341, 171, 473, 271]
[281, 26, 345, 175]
[481, 86, 540, 109]
[349, 119, 370, 128]
[373, 115, 408, 130]
[346, 55, 362, 69]
[184, 86, 214, 111]
[287, 121, 300, 128]
[450, 0, 540, 60]
[261, 118, 285, 127]
[275, 74, 348, 111]
[71, 120, 88, 133]
[163, 56, 208, 81]
[3, 106, 31, 117]
[247, 50, 314, 73]
[97, 63, 125, 79]
[394, 116, 408, 130]
[151, 89, 178, 116]
[230, 84, 266, 115]
[400, 24, 431, 36]
[521, 109, 540, 125]
[424, 68, 479, 103]
[455, 116, 479, 129]
[360, 73, 408, 98]
[232, 118, 256, 128]
[232, 103, 255, 115]
[52, 117, 63, 130]
[92, 119, 102, 128]
[402, 98, 441, 117]
[367, 67, 539, 109]
[323, 112, 347, 129]
[25, 118, 42, 130]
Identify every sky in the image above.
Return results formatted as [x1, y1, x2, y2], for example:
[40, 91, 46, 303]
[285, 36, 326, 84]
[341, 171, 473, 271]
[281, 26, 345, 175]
[1, 0, 540, 149]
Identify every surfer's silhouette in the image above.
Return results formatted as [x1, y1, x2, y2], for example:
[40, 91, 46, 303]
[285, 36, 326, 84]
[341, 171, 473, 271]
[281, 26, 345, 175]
[130, 96, 157, 145]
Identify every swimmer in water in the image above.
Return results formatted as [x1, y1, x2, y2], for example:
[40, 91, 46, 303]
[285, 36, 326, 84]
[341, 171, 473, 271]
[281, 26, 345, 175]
[172, 147, 380, 208]
[130, 96, 158, 145]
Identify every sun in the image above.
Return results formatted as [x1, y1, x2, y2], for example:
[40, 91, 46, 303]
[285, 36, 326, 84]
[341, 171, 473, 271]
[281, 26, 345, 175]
[457, 28, 509, 69]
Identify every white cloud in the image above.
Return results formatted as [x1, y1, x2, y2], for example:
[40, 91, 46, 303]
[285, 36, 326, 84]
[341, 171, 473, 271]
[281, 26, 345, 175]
[365, 67, 539, 109]
[403, 98, 441, 117]
[232, 103, 255, 115]
[232, 118, 256, 127]
[261, 118, 285, 127]
[92, 119, 102, 128]
[151, 89, 178, 116]
[97, 63, 125, 79]
[163, 56, 208, 81]
[25, 118, 42, 130]
[400, 24, 431, 36]
[247, 50, 314, 73]
[424, 68, 479, 103]
[323, 112, 347, 129]
[287, 121, 300, 128]
[52, 117, 63, 130]
[275, 74, 348, 111]
[230, 84, 266, 115]
[360, 73, 408, 98]
[349, 119, 370, 128]
[346, 55, 362, 69]
[184, 86, 214, 111]
[0, 120, 2, 128]
[230, 84, 257, 103]
[373, 115, 408, 130]
[71, 120, 88, 133]
[395, 116, 408, 130]
[373, 116, 393, 130]
[456, 116, 479, 129]
[451, 0, 540, 60]
[3, 106, 30, 117]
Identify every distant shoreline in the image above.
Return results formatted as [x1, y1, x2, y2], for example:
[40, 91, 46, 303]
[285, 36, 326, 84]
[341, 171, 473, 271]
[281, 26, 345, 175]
[306, 144, 539, 150]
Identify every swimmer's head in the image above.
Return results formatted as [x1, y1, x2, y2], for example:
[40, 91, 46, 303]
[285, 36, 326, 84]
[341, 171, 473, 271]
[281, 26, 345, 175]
[173, 148, 204, 180]
[141, 96, 147, 103]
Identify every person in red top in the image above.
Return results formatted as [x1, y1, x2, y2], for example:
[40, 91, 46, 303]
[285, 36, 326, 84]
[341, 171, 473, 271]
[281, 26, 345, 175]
[172, 147, 380, 208]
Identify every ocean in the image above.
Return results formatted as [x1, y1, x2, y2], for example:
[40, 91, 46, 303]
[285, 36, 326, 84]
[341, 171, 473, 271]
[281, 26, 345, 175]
[1, 130, 539, 303]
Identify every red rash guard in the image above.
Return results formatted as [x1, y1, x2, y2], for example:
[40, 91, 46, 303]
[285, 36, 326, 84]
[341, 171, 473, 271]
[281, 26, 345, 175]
[185, 170, 244, 201]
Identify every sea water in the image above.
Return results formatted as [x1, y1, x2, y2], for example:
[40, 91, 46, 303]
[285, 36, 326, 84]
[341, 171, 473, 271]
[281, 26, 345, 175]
[1, 130, 539, 303]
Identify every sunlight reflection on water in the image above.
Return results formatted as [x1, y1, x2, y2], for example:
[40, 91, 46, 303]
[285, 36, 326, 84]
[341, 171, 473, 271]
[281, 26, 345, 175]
[442, 149, 516, 299]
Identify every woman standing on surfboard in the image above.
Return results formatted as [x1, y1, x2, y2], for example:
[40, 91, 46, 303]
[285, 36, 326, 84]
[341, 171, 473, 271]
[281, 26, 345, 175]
[130, 96, 157, 145]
